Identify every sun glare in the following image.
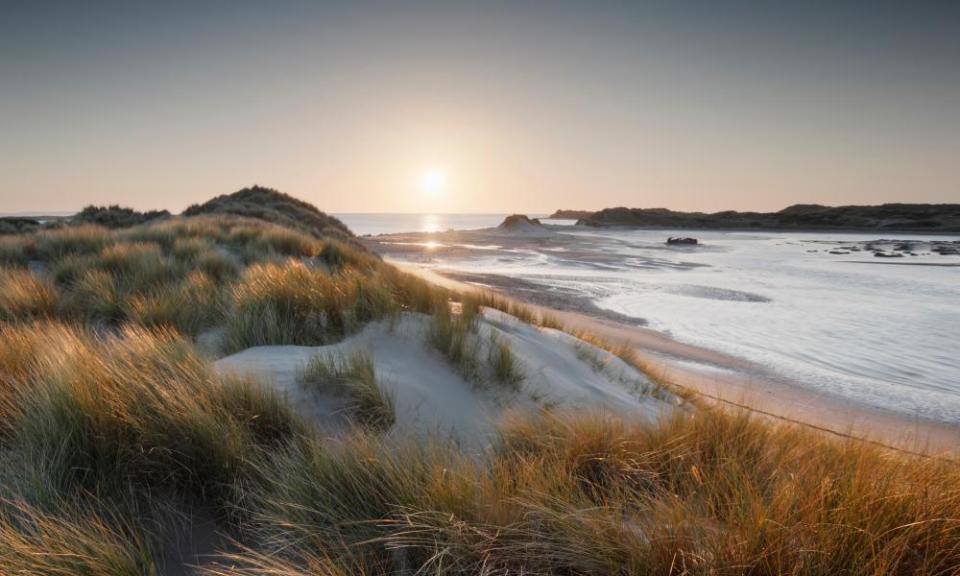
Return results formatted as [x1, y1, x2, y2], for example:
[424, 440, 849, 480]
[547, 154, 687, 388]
[418, 168, 447, 196]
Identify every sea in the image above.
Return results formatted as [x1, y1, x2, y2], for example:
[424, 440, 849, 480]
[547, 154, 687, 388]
[336, 213, 523, 236]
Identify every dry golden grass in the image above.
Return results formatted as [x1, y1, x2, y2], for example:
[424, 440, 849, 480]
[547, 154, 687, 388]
[0, 267, 58, 321]
[0, 216, 372, 336]
[469, 290, 564, 329]
[1, 214, 443, 350]
[0, 321, 85, 441]
[224, 259, 420, 352]
[224, 409, 960, 575]
[30, 224, 111, 260]
[0, 498, 154, 575]
[0, 321, 304, 516]
[225, 259, 343, 350]
[127, 270, 227, 335]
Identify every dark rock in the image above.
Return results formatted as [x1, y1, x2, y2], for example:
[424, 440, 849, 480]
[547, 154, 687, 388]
[932, 246, 960, 255]
[499, 214, 543, 229]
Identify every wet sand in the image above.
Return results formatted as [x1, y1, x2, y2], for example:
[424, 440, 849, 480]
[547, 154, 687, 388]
[394, 261, 960, 458]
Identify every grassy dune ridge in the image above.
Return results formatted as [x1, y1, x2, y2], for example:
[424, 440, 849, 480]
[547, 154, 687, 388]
[1, 191, 958, 574]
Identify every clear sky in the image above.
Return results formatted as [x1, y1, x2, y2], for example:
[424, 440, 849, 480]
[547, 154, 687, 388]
[1, 1, 958, 214]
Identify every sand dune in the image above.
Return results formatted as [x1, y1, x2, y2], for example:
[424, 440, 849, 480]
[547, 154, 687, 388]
[215, 310, 679, 448]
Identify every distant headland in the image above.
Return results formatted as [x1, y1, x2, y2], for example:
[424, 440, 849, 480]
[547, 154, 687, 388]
[547, 209, 594, 220]
[574, 203, 960, 233]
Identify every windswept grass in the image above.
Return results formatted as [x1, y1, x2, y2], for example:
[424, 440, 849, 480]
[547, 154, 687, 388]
[0, 321, 85, 442]
[470, 290, 564, 330]
[225, 259, 410, 352]
[301, 350, 395, 431]
[30, 224, 111, 260]
[202, 549, 354, 576]
[97, 241, 180, 291]
[2, 322, 304, 512]
[380, 266, 439, 315]
[58, 268, 126, 323]
[225, 260, 342, 350]
[217, 409, 960, 575]
[239, 434, 443, 571]
[320, 238, 381, 272]
[127, 270, 227, 335]
[3, 211, 440, 350]
[0, 498, 155, 576]
[119, 215, 322, 261]
[0, 267, 58, 321]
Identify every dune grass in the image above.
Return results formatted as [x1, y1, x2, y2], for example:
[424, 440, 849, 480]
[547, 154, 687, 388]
[0, 319, 308, 570]
[0, 214, 441, 344]
[29, 224, 111, 260]
[0, 498, 155, 576]
[488, 333, 524, 389]
[126, 270, 228, 335]
[427, 295, 528, 390]
[0, 321, 85, 442]
[222, 259, 401, 351]
[426, 296, 484, 381]
[0, 267, 58, 321]
[190, 408, 960, 575]
[0, 322, 304, 512]
[468, 290, 564, 330]
[300, 350, 395, 431]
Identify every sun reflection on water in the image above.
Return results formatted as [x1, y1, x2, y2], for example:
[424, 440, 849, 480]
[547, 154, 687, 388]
[420, 214, 442, 233]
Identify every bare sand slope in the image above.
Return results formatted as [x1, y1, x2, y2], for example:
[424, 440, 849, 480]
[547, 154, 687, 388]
[215, 312, 677, 448]
[396, 262, 960, 457]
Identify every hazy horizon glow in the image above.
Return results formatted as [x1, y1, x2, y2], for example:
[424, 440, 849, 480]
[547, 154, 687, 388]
[2, 1, 958, 214]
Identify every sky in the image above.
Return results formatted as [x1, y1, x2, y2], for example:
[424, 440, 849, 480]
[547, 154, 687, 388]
[1, 0, 958, 214]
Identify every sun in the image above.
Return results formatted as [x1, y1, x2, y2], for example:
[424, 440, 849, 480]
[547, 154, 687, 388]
[418, 168, 447, 197]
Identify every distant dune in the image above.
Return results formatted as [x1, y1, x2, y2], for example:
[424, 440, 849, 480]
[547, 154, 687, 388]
[577, 203, 960, 232]
[184, 185, 357, 243]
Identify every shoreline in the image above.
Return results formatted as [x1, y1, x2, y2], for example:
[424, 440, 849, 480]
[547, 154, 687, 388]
[394, 261, 960, 457]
